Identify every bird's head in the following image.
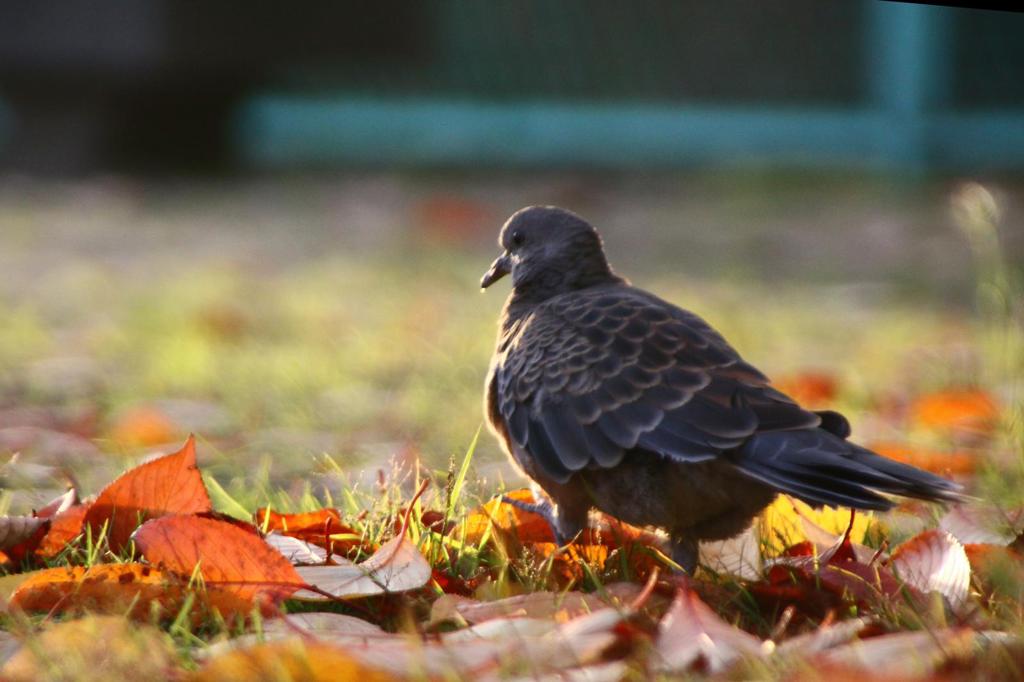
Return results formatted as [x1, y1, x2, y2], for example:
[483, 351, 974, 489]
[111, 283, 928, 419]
[480, 206, 618, 298]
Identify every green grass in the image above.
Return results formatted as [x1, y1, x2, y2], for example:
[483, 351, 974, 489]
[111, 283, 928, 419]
[0, 175, 1021, 678]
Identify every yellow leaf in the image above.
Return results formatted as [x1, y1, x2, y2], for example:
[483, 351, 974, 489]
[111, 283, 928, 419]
[759, 494, 871, 556]
[191, 638, 400, 682]
[2, 615, 177, 682]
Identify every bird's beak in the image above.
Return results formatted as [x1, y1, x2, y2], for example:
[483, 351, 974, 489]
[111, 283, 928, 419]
[480, 252, 511, 289]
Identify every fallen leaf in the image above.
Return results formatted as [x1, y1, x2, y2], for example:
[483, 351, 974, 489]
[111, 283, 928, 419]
[463, 489, 556, 545]
[940, 503, 1024, 546]
[700, 526, 763, 580]
[909, 389, 999, 437]
[0, 517, 48, 552]
[255, 507, 364, 556]
[191, 638, 399, 682]
[818, 628, 980, 678]
[890, 529, 971, 612]
[85, 435, 213, 551]
[0, 572, 38, 612]
[760, 495, 871, 557]
[134, 514, 304, 609]
[8, 563, 251, 619]
[653, 587, 771, 674]
[35, 502, 92, 559]
[0, 629, 18, 669]
[293, 533, 431, 599]
[463, 490, 663, 583]
[415, 195, 492, 244]
[35, 487, 78, 518]
[2, 615, 177, 682]
[869, 441, 975, 476]
[267, 612, 386, 639]
[430, 583, 643, 625]
[774, 617, 874, 657]
[263, 533, 330, 565]
[774, 371, 838, 407]
[764, 520, 922, 618]
[109, 405, 178, 448]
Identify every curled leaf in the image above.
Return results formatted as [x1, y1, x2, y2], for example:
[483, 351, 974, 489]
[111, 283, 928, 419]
[890, 529, 971, 612]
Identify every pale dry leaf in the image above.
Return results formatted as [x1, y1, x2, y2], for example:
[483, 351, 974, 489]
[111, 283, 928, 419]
[654, 588, 771, 674]
[36, 488, 78, 518]
[0, 516, 46, 551]
[939, 504, 1024, 547]
[0, 630, 20, 668]
[293, 533, 430, 599]
[819, 628, 977, 678]
[700, 526, 762, 580]
[269, 611, 386, 638]
[774, 618, 873, 657]
[210, 601, 627, 679]
[890, 529, 971, 612]
[441, 617, 557, 643]
[263, 532, 331, 565]
[430, 583, 642, 626]
[490, 661, 629, 682]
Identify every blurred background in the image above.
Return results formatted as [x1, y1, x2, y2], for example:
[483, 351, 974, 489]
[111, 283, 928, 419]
[0, 1, 1021, 509]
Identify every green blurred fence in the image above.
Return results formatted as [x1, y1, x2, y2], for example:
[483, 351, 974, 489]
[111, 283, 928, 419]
[237, 1, 1024, 171]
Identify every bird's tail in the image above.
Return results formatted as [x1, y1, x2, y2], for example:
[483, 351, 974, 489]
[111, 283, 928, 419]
[730, 428, 965, 511]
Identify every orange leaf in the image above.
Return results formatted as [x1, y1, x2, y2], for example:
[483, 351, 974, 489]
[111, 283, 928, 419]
[255, 507, 364, 556]
[35, 503, 91, 559]
[869, 442, 974, 476]
[463, 489, 556, 545]
[774, 371, 839, 407]
[8, 563, 251, 619]
[910, 389, 999, 436]
[108, 406, 178, 448]
[134, 515, 305, 607]
[85, 435, 213, 551]
[192, 638, 403, 682]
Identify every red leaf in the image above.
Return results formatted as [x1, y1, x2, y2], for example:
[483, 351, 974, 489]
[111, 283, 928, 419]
[35, 503, 92, 559]
[85, 435, 213, 551]
[134, 514, 304, 609]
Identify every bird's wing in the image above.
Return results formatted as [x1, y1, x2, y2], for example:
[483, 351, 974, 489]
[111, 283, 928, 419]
[494, 286, 820, 483]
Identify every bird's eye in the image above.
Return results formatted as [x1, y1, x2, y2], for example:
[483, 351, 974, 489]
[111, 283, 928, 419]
[510, 230, 525, 248]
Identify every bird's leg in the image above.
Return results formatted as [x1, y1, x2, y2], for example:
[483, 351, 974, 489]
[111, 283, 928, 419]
[669, 536, 699, 574]
[502, 492, 583, 546]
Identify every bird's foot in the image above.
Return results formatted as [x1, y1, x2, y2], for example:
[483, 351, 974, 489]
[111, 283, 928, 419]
[501, 495, 575, 545]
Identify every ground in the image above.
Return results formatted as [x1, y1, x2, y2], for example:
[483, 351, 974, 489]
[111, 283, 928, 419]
[0, 171, 1021, 679]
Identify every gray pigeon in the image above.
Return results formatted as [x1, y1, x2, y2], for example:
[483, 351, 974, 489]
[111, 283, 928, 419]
[481, 206, 963, 573]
